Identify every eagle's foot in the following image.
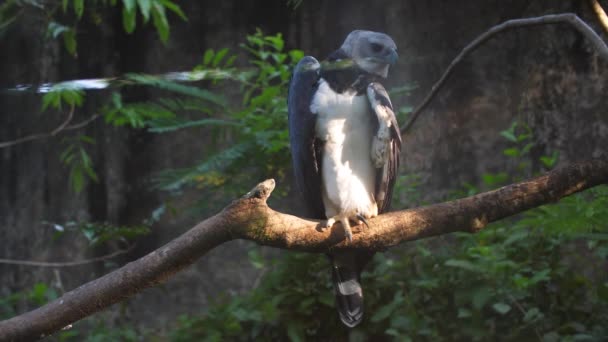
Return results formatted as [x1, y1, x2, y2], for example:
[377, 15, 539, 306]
[324, 215, 353, 242]
[323, 217, 336, 229]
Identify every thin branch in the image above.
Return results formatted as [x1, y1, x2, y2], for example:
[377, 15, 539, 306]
[50, 106, 75, 135]
[0, 107, 98, 149]
[64, 113, 100, 131]
[400, 13, 608, 134]
[589, 0, 608, 35]
[0, 244, 135, 268]
[0, 159, 606, 341]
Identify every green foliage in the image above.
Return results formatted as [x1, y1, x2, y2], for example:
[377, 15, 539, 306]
[63, 0, 187, 44]
[82, 323, 138, 342]
[104, 92, 176, 128]
[151, 30, 304, 196]
[1, 283, 57, 320]
[170, 253, 341, 341]
[60, 135, 98, 193]
[169, 187, 608, 341]
[168, 121, 608, 341]
[1, 0, 186, 56]
[42, 88, 85, 111]
[454, 120, 560, 197]
[46, 218, 152, 248]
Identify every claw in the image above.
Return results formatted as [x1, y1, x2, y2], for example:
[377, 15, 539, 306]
[326, 215, 353, 242]
[344, 227, 353, 242]
[356, 214, 370, 228]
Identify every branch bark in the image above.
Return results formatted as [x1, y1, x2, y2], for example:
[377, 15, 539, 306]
[0, 159, 606, 341]
[400, 13, 608, 134]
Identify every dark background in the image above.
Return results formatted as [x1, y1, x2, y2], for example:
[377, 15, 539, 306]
[1, 0, 607, 334]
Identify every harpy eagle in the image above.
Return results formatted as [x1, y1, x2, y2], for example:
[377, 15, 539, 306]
[287, 30, 402, 327]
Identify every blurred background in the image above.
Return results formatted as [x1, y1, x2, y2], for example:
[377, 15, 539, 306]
[1, 0, 607, 340]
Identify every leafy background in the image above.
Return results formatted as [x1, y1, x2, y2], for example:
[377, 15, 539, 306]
[1, 0, 608, 341]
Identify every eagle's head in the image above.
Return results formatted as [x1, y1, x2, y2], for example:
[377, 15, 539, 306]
[340, 30, 398, 78]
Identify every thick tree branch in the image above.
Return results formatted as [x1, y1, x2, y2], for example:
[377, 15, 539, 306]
[400, 13, 608, 134]
[0, 159, 606, 341]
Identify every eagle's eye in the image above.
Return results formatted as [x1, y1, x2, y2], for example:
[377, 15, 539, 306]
[370, 42, 383, 53]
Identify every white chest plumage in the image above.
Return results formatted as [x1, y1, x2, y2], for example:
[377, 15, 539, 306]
[310, 79, 378, 221]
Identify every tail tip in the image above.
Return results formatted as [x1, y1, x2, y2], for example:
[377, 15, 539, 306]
[339, 310, 364, 328]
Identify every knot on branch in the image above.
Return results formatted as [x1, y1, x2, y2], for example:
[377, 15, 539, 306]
[471, 214, 488, 232]
[243, 179, 275, 202]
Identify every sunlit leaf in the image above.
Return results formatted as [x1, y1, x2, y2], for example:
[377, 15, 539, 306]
[137, 0, 151, 22]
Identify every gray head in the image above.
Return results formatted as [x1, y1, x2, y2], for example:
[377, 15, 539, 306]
[340, 30, 398, 78]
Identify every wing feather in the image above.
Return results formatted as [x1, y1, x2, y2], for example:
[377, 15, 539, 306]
[367, 82, 402, 214]
[288, 56, 325, 218]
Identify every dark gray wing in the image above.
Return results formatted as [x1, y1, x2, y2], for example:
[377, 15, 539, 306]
[288, 56, 325, 218]
[367, 82, 402, 214]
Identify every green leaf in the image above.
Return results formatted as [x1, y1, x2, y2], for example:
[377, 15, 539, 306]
[444, 259, 481, 273]
[63, 28, 77, 56]
[289, 49, 304, 62]
[122, 0, 136, 13]
[42, 92, 61, 111]
[203, 49, 214, 66]
[540, 151, 559, 168]
[264, 33, 284, 51]
[70, 166, 84, 193]
[503, 229, 528, 246]
[151, 5, 169, 42]
[212, 48, 229, 67]
[247, 248, 265, 269]
[125, 73, 226, 106]
[47, 21, 69, 39]
[471, 287, 493, 310]
[523, 307, 543, 323]
[521, 142, 534, 154]
[492, 302, 511, 315]
[148, 118, 240, 133]
[122, 6, 136, 33]
[482, 172, 509, 187]
[529, 269, 551, 284]
[286, 322, 304, 342]
[137, 0, 151, 22]
[503, 147, 520, 158]
[73, 0, 84, 19]
[500, 130, 517, 142]
[157, 0, 187, 21]
[371, 291, 403, 322]
[457, 307, 472, 318]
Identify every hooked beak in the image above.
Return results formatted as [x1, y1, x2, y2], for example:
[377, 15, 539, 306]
[387, 48, 398, 65]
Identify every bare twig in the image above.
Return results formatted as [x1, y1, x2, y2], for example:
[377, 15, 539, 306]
[50, 106, 75, 135]
[0, 244, 135, 268]
[589, 0, 608, 35]
[400, 13, 608, 134]
[64, 114, 100, 131]
[508, 294, 542, 340]
[0, 159, 606, 340]
[0, 107, 99, 149]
